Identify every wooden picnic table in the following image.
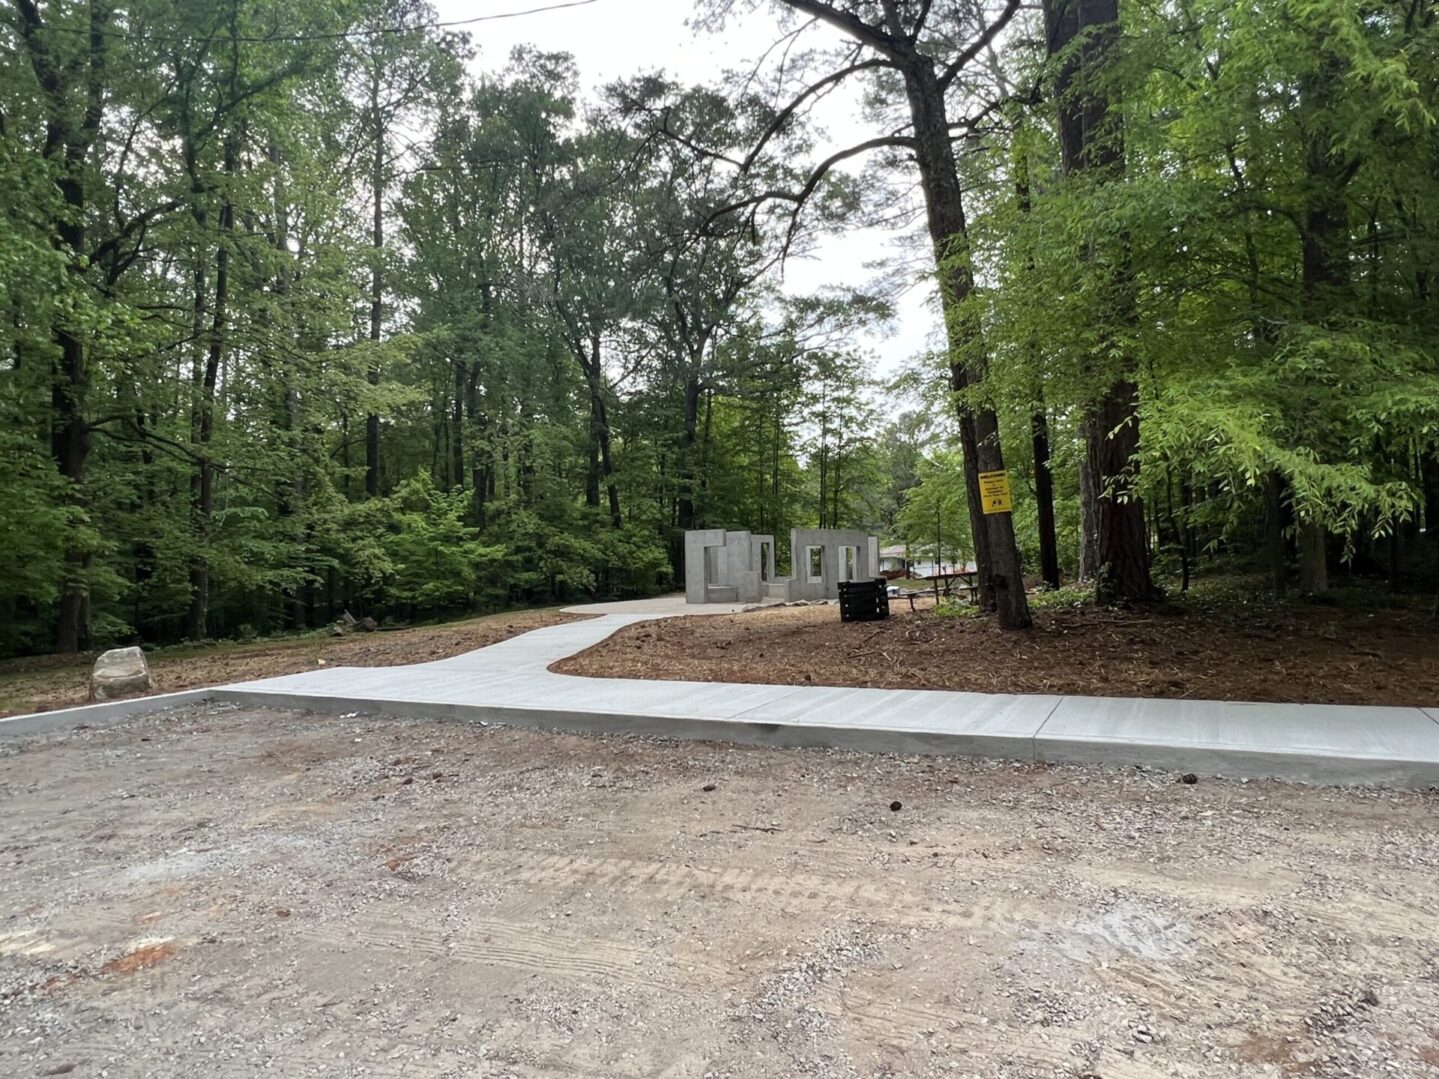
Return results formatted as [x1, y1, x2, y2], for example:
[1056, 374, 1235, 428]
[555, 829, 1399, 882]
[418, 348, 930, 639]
[922, 570, 979, 600]
[890, 570, 979, 611]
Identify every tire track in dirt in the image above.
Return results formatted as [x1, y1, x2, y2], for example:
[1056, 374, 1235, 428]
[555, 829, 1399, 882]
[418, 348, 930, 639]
[448, 848, 1071, 932]
[307, 914, 729, 990]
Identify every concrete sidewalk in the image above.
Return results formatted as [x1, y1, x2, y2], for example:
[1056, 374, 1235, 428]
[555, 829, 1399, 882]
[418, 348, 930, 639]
[198, 608, 1439, 788]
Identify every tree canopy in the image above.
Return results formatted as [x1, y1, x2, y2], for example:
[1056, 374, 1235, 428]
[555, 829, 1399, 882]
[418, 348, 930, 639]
[1, 0, 1436, 658]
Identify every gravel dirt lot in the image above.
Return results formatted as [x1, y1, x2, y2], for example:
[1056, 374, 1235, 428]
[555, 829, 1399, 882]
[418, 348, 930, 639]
[553, 595, 1439, 707]
[2, 703, 1438, 1078]
[0, 608, 585, 718]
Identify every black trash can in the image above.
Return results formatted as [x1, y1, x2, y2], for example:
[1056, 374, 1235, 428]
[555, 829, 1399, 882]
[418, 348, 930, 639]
[837, 578, 890, 622]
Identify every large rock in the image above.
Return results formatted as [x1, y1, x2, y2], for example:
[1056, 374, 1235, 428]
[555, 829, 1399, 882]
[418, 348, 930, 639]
[90, 646, 153, 702]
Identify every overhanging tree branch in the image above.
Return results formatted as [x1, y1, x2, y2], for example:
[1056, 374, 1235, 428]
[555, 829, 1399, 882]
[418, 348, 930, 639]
[937, 0, 1024, 92]
[742, 57, 891, 170]
[781, 0, 915, 66]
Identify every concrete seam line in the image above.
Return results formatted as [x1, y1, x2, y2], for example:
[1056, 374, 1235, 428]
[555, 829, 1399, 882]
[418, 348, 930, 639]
[1031, 696, 1067, 762]
[1423, 707, 1439, 728]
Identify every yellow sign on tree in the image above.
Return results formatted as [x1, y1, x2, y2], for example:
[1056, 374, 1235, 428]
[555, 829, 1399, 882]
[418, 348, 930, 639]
[978, 470, 1013, 514]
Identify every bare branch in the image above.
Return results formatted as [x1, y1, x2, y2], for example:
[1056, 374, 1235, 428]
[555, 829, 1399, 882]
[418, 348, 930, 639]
[743, 57, 891, 170]
[781, 0, 916, 66]
[937, 0, 1024, 92]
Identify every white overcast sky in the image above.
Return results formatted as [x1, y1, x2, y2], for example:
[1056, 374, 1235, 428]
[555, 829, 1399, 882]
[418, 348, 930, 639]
[430, 0, 942, 376]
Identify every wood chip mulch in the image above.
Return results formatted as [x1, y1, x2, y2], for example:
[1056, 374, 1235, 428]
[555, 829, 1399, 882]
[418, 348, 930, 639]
[552, 598, 1439, 707]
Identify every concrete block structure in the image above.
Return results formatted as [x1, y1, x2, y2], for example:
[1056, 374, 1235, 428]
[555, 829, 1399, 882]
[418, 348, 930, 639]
[787, 528, 880, 602]
[684, 528, 879, 604]
[684, 529, 777, 604]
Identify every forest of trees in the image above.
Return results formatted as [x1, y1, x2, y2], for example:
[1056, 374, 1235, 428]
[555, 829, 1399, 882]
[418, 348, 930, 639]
[2, 0, 1437, 657]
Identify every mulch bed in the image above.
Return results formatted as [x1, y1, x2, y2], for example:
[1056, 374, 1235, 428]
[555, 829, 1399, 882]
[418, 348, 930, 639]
[553, 595, 1439, 707]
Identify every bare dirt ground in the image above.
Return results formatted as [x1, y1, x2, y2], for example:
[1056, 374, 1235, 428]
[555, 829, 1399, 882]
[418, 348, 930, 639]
[2, 704, 1438, 1078]
[554, 593, 1439, 707]
[0, 608, 584, 718]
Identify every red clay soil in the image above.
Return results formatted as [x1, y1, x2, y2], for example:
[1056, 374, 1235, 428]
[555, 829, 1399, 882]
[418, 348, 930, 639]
[0, 608, 588, 717]
[553, 596, 1439, 707]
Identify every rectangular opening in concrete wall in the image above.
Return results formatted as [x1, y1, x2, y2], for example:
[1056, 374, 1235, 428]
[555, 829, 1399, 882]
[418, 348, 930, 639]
[806, 546, 824, 583]
[704, 546, 722, 587]
[760, 542, 771, 580]
[839, 545, 857, 582]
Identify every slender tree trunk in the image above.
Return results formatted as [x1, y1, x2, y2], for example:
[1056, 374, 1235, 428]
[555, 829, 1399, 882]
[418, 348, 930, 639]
[188, 133, 236, 641]
[585, 404, 602, 510]
[18, 0, 108, 651]
[1292, 55, 1354, 595]
[365, 70, 383, 499]
[1046, 0, 1159, 605]
[465, 364, 488, 528]
[1032, 409, 1060, 590]
[901, 58, 1031, 628]
[677, 375, 701, 533]
[451, 361, 465, 492]
[270, 142, 307, 631]
[1016, 158, 1060, 591]
[1297, 521, 1329, 595]
[578, 334, 621, 526]
[1076, 426, 1099, 582]
[1421, 452, 1439, 596]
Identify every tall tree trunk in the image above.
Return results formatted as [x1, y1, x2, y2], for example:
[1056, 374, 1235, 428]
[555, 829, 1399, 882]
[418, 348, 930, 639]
[1297, 520, 1329, 595]
[1293, 55, 1353, 596]
[1016, 155, 1060, 591]
[1264, 471, 1288, 595]
[677, 375, 701, 533]
[17, 0, 108, 651]
[1046, 0, 1160, 605]
[1077, 425, 1099, 582]
[1421, 451, 1439, 597]
[465, 364, 488, 528]
[451, 360, 465, 492]
[268, 141, 307, 631]
[1032, 408, 1061, 590]
[901, 59, 1031, 628]
[188, 133, 236, 641]
[365, 70, 383, 499]
[578, 334, 621, 527]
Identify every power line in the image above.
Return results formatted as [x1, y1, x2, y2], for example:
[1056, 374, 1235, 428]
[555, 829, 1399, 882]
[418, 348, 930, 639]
[11, 0, 601, 44]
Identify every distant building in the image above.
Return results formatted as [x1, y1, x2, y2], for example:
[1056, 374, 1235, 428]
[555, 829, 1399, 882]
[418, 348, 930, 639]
[878, 544, 909, 578]
[878, 543, 971, 579]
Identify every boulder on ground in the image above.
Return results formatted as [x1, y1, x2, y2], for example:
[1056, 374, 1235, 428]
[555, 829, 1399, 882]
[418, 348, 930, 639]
[90, 646, 152, 702]
[357, 616, 379, 632]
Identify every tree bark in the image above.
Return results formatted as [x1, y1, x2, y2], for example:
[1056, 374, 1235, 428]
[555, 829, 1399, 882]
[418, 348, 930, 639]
[1046, 0, 1160, 605]
[269, 141, 307, 631]
[1292, 55, 1353, 596]
[365, 69, 384, 499]
[1032, 409, 1061, 589]
[1297, 520, 1329, 595]
[451, 360, 465, 492]
[577, 334, 621, 527]
[1264, 470, 1288, 595]
[1016, 156, 1059, 591]
[17, 0, 108, 651]
[187, 132, 236, 641]
[902, 58, 1031, 628]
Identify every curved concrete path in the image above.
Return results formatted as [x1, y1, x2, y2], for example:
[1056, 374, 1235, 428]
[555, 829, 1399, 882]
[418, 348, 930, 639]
[205, 600, 1439, 787]
[6, 597, 1439, 786]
